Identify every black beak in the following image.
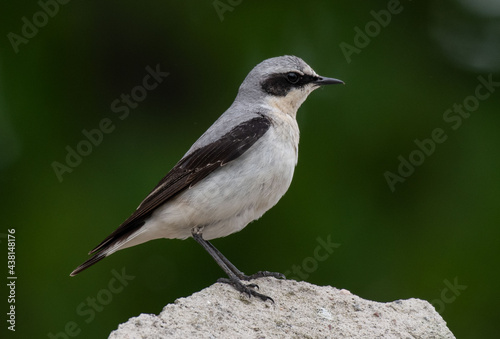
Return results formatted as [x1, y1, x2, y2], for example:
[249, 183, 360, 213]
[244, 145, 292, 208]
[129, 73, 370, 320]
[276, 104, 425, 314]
[313, 76, 344, 86]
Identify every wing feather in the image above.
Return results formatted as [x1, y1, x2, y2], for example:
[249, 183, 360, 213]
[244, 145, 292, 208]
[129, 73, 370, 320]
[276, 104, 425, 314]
[88, 115, 272, 255]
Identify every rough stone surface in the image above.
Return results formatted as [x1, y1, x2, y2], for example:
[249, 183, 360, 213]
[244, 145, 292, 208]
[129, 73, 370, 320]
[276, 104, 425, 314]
[109, 278, 455, 339]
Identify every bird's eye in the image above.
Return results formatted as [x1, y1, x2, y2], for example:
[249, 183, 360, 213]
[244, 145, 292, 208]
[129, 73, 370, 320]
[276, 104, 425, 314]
[286, 72, 300, 84]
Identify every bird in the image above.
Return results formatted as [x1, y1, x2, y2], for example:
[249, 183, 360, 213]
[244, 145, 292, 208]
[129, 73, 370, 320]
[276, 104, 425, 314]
[70, 55, 344, 302]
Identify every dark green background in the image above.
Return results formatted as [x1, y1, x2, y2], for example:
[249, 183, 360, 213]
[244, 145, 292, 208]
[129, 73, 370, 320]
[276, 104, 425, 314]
[1, 0, 499, 338]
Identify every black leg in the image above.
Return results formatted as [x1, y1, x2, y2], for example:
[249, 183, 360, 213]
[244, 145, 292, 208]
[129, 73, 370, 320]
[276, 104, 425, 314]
[191, 229, 282, 302]
[204, 239, 285, 281]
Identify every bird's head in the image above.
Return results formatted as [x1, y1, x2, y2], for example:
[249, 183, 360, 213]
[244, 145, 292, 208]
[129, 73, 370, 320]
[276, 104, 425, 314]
[237, 55, 343, 117]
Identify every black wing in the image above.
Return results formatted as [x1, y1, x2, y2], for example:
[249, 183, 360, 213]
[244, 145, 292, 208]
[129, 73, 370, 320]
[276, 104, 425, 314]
[74, 115, 271, 273]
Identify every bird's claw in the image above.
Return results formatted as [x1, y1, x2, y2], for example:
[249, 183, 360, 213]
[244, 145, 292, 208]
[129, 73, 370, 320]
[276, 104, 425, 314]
[217, 278, 274, 303]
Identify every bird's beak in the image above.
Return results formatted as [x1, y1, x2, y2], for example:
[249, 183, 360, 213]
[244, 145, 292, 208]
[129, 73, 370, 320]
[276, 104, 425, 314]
[313, 76, 344, 86]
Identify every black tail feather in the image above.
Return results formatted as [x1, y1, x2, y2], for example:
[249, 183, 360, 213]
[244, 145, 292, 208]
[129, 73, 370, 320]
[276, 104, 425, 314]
[88, 219, 145, 255]
[71, 219, 146, 276]
[70, 251, 107, 277]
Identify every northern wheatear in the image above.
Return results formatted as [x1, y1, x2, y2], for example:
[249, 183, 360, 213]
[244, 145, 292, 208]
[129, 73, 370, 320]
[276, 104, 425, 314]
[71, 55, 343, 301]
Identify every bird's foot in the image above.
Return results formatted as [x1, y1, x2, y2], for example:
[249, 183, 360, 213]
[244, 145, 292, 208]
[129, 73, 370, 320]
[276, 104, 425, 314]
[240, 270, 286, 281]
[217, 277, 274, 303]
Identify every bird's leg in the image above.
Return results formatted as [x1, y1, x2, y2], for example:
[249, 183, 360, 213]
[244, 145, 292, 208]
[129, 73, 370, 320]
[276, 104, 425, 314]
[191, 228, 277, 302]
[203, 238, 286, 281]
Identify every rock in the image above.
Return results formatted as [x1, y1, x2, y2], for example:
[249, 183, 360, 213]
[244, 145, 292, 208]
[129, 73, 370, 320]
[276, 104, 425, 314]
[109, 278, 455, 339]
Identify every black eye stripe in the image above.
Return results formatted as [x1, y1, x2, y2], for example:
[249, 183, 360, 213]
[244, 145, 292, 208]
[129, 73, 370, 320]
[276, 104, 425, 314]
[294, 74, 317, 86]
[261, 72, 318, 96]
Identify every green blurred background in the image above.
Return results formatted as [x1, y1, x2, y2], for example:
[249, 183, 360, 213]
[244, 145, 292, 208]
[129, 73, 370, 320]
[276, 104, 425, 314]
[1, 0, 499, 338]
